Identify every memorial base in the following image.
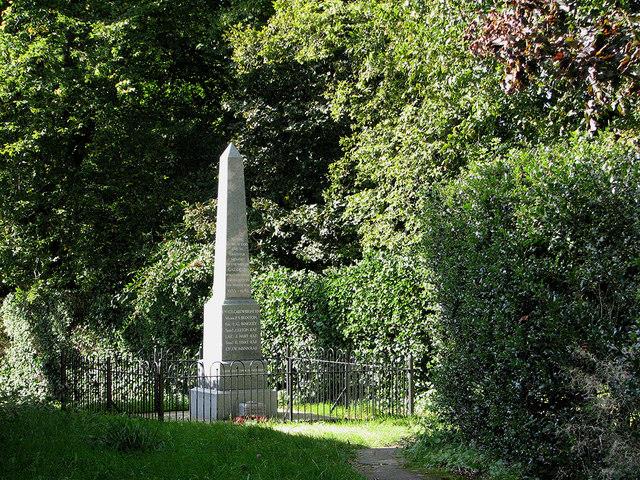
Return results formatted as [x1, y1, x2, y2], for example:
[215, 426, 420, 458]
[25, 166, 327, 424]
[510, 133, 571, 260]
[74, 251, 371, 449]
[189, 387, 277, 421]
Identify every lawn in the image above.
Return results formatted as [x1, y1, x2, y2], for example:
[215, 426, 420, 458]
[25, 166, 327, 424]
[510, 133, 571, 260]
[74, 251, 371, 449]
[272, 417, 417, 448]
[0, 405, 413, 480]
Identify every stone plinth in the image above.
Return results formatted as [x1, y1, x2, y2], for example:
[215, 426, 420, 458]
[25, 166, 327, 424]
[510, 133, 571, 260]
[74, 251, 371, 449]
[189, 387, 277, 421]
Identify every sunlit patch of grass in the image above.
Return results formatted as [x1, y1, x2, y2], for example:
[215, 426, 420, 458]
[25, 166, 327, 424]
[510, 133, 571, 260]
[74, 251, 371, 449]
[290, 401, 386, 419]
[270, 417, 419, 448]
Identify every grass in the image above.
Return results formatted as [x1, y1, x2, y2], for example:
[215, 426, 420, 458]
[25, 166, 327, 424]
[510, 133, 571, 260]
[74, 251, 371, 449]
[272, 417, 417, 448]
[77, 398, 400, 422]
[0, 405, 411, 480]
[0, 402, 523, 480]
[290, 401, 401, 420]
[403, 413, 524, 480]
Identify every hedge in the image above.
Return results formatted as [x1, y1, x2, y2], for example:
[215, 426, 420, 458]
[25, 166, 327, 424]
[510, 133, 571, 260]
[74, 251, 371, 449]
[426, 136, 640, 477]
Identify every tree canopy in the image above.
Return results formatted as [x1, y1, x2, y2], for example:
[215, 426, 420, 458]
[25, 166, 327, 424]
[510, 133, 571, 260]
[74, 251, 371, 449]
[2, 1, 640, 478]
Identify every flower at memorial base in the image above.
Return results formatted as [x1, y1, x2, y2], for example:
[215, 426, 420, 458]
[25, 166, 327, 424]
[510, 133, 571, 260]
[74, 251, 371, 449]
[233, 416, 246, 424]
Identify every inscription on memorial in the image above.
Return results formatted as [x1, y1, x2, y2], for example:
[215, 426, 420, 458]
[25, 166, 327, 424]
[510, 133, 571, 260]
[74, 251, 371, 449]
[223, 305, 260, 354]
[225, 241, 250, 297]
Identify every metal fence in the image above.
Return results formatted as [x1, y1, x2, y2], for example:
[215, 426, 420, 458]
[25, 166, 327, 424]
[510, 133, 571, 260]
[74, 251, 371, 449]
[59, 348, 415, 422]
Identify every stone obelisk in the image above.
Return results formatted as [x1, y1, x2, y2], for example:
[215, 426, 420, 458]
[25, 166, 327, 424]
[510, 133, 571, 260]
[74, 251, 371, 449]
[190, 144, 276, 420]
[202, 143, 261, 362]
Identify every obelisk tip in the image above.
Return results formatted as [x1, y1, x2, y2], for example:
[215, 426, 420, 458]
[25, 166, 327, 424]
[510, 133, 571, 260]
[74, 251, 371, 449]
[221, 143, 242, 159]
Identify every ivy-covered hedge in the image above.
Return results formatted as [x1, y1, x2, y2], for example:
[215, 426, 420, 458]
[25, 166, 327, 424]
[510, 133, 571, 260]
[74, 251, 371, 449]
[254, 252, 437, 385]
[325, 253, 437, 365]
[0, 283, 121, 401]
[0, 285, 72, 401]
[253, 268, 339, 356]
[426, 137, 640, 477]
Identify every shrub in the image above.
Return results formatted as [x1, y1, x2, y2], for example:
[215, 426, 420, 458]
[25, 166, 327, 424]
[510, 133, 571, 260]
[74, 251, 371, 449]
[325, 253, 437, 375]
[405, 415, 523, 480]
[0, 284, 73, 401]
[119, 201, 216, 351]
[426, 136, 640, 477]
[564, 348, 640, 480]
[120, 238, 213, 351]
[92, 415, 165, 453]
[255, 252, 437, 386]
[253, 267, 341, 358]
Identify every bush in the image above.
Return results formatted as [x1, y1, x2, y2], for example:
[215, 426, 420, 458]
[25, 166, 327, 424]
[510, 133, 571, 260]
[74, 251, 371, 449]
[564, 348, 640, 480]
[405, 415, 523, 480]
[120, 239, 213, 351]
[426, 136, 640, 477]
[92, 415, 165, 453]
[0, 282, 120, 401]
[325, 253, 436, 370]
[0, 284, 73, 401]
[255, 252, 437, 386]
[119, 201, 216, 351]
[253, 267, 341, 357]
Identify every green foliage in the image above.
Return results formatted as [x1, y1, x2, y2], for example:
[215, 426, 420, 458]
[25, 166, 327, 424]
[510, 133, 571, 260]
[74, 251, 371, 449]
[231, 0, 592, 253]
[325, 253, 436, 368]
[0, 307, 8, 358]
[426, 135, 640, 476]
[2, 1, 640, 476]
[255, 253, 437, 381]
[253, 267, 339, 356]
[565, 349, 640, 480]
[229, 4, 353, 269]
[0, 0, 227, 294]
[120, 201, 216, 350]
[406, 415, 523, 480]
[0, 282, 117, 400]
[0, 0, 274, 352]
[0, 285, 72, 400]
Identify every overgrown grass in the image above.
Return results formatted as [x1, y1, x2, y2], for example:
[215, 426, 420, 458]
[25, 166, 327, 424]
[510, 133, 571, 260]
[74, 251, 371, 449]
[404, 413, 524, 480]
[90, 414, 167, 452]
[0, 405, 369, 480]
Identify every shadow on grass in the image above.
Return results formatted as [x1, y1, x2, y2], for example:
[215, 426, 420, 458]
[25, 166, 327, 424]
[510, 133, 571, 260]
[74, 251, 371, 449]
[0, 403, 366, 480]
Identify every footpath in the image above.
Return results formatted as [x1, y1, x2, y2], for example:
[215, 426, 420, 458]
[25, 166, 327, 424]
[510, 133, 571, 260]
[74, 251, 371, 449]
[353, 447, 450, 480]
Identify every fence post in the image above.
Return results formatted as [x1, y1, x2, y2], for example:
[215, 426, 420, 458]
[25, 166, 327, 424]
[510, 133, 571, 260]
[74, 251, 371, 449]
[406, 354, 414, 416]
[155, 355, 164, 421]
[60, 350, 66, 410]
[344, 362, 350, 414]
[106, 356, 113, 411]
[286, 344, 293, 421]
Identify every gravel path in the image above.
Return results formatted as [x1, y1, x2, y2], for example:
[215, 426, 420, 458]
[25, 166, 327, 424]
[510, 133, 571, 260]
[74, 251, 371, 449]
[353, 447, 449, 480]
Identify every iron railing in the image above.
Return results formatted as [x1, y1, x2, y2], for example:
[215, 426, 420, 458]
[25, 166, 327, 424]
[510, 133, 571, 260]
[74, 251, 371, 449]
[59, 348, 415, 422]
